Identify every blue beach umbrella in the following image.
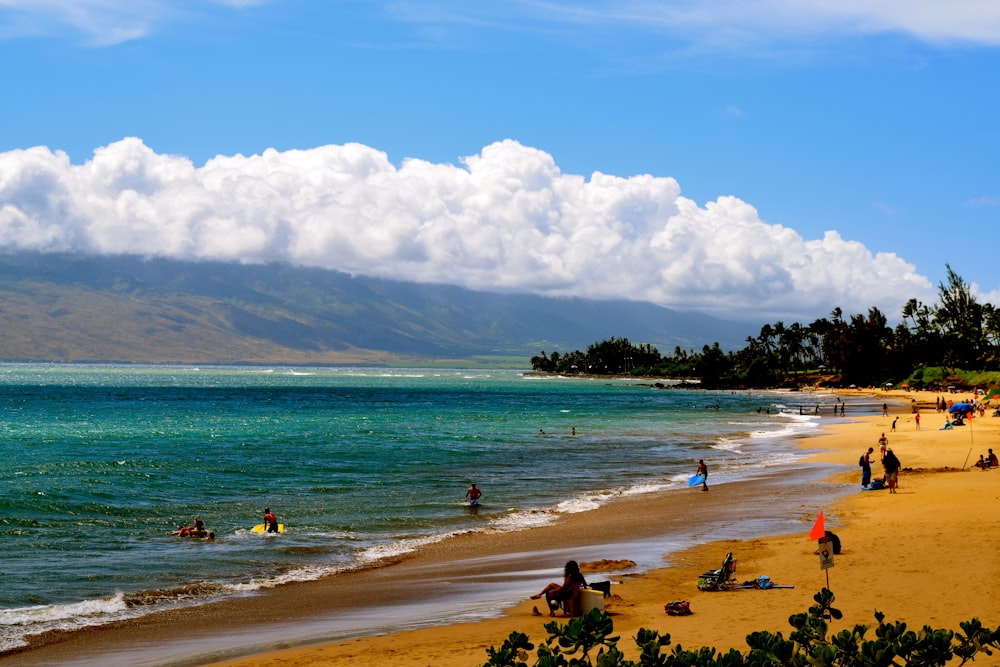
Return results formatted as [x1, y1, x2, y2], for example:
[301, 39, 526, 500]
[949, 402, 973, 414]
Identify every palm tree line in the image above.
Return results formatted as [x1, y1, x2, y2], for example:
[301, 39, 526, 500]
[531, 266, 1000, 388]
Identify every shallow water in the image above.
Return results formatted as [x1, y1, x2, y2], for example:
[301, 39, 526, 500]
[0, 364, 875, 652]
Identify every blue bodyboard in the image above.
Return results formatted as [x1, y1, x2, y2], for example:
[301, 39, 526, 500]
[688, 473, 706, 487]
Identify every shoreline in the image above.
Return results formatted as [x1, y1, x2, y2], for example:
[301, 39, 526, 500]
[2, 467, 841, 667]
[6, 389, 998, 666]
[208, 389, 1000, 666]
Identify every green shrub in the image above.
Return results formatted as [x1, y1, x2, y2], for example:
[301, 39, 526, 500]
[479, 589, 1000, 667]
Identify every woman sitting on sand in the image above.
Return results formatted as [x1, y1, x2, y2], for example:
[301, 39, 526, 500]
[531, 560, 587, 617]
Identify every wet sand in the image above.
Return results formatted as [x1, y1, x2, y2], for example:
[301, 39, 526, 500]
[6, 389, 999, 667]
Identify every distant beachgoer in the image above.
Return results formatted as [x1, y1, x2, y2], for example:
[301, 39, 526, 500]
[975, 455, 988, 469]
[882, 403, 889, 416]
[539, 429, 545, 435]
[190, 517, 208, 537]
[860, 447, 874, 488]
[914, 412, 920, 430]
[263, 507, 279, 533]
[697, 459, 708, 491]
[465, 482, 483, 507]
[989, 449, 999, 468]
[531, 560, 587, 617]
[571, 427, 576, 435]
[169, 522, 190, 536]
[891, 417, 898, 432]
[882, 449, 901, 494]
[878, 433, 888, 460]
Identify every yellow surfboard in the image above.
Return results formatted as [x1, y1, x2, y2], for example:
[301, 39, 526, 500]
[251, 523, 285, 534]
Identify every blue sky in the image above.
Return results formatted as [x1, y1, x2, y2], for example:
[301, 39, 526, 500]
[0, 1, 998, 322]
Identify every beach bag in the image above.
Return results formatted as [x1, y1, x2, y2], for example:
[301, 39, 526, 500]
[664, 600, 692, 616]
[756, 575, 773, 589]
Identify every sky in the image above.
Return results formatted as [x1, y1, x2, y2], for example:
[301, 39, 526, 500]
[0, 1, 998, 323]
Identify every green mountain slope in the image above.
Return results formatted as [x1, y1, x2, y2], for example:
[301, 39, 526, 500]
[0, 254, 754, 365]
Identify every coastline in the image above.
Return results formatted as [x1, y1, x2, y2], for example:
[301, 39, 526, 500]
[5, 389, 998, 666]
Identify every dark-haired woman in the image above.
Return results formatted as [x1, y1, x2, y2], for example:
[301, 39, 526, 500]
[531, 560, 587, 616]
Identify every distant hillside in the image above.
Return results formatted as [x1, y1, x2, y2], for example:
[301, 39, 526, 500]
[0, 253, 756, 365]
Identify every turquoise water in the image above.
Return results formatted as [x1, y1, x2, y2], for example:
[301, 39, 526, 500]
[0, 364, 850, 652]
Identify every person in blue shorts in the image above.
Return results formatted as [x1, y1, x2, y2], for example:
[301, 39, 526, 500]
[465, 482, 483, 507]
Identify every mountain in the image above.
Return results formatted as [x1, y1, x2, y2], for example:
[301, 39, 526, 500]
[0, 253, 756, 365]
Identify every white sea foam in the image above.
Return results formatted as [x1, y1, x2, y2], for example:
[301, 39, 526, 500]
[0, 594, 133, 652]
[488, 509, 558, 531]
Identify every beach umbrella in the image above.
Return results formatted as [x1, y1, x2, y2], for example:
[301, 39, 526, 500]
[949, 402, 973, 414]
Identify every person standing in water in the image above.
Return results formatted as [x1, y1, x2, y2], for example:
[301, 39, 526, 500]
[697, 459, 708, 491]
[262, 507, 279, 533]
[465, 482, 483, 507]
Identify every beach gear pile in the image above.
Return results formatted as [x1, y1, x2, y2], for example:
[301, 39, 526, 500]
[664, 600, 692, 615]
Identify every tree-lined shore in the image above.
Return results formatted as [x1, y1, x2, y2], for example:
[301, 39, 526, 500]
[532, 266, 1000, 389]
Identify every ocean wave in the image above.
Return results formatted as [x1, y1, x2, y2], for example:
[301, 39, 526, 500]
[0, 594, 137, 652]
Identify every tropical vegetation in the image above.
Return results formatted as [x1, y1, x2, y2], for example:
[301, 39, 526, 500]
[530, 266, 1000, 389]
[479, 589, 1000, 667]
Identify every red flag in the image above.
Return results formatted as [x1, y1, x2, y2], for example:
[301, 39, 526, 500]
[809, 512, 825, 540]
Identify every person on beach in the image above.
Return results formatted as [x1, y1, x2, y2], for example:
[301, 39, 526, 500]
[891, 416, 898, 432]
[882, 403, 889, 416]
[697, 459, 708, 491]
[531, 560, 587, 617]
[465, 482, 482, 507]
[263, 507, 279, 533]
[914, 412, 920, 430]
[882, 448, 901, 494]
[860, 447, 874, 488]
[878, 433, 888, 461]
[975, 455, 988, 469]
[989, 449, 999, 468]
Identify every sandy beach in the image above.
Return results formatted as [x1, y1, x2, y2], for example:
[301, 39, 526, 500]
[5, 389, 999, 666]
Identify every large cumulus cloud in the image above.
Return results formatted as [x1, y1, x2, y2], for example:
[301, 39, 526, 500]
[0, 137, 933, 319]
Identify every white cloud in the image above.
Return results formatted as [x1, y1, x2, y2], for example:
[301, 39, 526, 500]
[0, 138, 933, 317]
[401, 1, 1000, 48]
[7, 1, 1000, 48]
[0, 0, 261, 45]
[0, 138, 935, 320]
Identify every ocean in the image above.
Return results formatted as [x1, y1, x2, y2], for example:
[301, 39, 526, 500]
[0, 364, 871, 653]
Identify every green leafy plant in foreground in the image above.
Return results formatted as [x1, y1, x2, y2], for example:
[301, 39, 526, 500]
[479, 589, 1000, 667]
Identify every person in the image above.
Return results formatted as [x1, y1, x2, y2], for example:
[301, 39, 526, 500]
[882, 448, 901, 494]
[882, 403, 889, 416]
[263, 507, 279, 533]
[860, 447, 874, 488]
[891, 416, 898, 432]
[697, 459, 708, 491]
[189, 517, 208, 537]
[878, 433, 888, 461]
[989, 449, 999, 468]
[914, 412, 920, 430]
[975, 455, 988, 469]
[465, 482, 483, 507]
[530, 560, 587, 617]
[941, 419, 953, 430]
[169, 522, 191, 536]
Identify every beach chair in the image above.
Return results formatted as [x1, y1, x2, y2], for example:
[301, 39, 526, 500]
[697, 552, 737, 591]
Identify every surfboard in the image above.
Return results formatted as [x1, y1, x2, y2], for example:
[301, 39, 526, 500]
[252, 523, 285, 534]
[688, 473, 706, 487]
